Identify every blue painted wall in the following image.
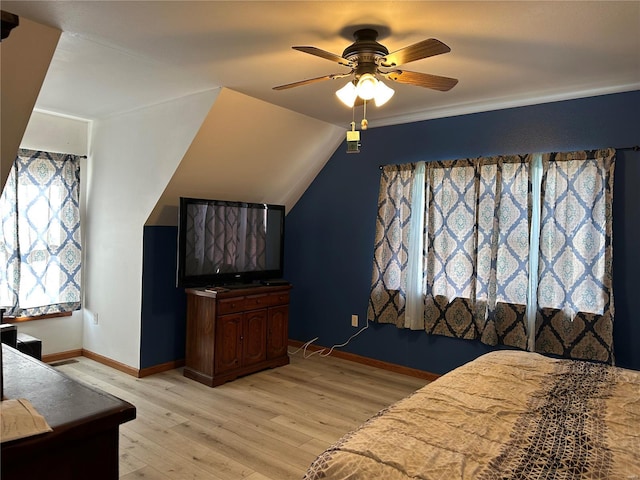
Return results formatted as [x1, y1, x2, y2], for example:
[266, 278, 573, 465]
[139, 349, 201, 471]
[284, 91, 640, 374]
[139, 91, 639, 373]
[140, 225, 186, 369]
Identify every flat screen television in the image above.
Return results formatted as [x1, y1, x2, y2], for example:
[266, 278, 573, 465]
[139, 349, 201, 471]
[176, 197, 285, 288]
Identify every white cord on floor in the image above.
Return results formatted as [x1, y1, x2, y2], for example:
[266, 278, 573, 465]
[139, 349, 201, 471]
[289, 321, 370, 358]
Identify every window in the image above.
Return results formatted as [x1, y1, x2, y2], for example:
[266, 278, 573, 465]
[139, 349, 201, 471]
[0, 149, 82, 318]
[368, 149, 615, 363]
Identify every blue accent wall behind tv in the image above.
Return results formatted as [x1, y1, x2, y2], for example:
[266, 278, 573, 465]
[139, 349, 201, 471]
[141, 225, 186, 369]
[284, 91, 640, 374]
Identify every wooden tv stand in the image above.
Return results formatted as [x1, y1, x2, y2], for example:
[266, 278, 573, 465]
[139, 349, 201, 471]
[184, 284, 291, 387]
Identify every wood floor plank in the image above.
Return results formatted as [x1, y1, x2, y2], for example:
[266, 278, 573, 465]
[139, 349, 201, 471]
[58, 364, 190, 428]
[120, 465, 172, 480]
[54, 350, 429, 479]
[170, 421, 304, 480]
[228, 375, 378, 433]
[245, 473, 273, 480]
[119, 446, 148, 476]
[124, 413, 254, 479]
[120, 426, 230, 480]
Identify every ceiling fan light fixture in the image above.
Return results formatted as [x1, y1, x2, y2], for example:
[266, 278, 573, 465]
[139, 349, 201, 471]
[374, 80, 395, 107]
[336, 81, 357, 107]
[356, 73, 378, 100]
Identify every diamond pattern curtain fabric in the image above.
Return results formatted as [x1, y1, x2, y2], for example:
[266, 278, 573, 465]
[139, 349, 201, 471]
[422, 157, 530, 349]
[368, 163, 417, 328]
[535, 149, 615, 363]
[368, 149, 615, 362]
[0, 149, 82, 317]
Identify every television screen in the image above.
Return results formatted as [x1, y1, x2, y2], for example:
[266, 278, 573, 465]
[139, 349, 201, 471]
[176, 197, 285, 288]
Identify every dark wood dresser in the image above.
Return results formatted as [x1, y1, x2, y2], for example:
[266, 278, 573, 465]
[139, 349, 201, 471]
[1, 345, 136, 480]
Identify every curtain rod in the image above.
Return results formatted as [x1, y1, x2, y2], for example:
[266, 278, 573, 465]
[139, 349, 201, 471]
[378, 146, 640, 169]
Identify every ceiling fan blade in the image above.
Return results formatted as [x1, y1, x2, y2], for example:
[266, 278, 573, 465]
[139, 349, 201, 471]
[380, 38, 451, 68]
[273, 72, 351, 90]
[292, 46, 354, 67]
[382, 70, 458, 91]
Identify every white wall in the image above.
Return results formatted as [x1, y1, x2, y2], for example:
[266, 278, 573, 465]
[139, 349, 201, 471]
[17, 110, 90, 355]
[21, 110, 89, 155]
[17, 316, 83, 356]
[83, 89, 219, 368]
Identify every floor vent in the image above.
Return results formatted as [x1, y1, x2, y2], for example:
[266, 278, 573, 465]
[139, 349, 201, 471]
[49, 359, 79, 367]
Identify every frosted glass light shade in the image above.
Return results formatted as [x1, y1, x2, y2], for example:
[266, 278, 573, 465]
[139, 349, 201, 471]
[356, 73, 377, 100]
[374, 80, 395, 106]
[336, 81, 358, 107]
[336, 76, 395, 108]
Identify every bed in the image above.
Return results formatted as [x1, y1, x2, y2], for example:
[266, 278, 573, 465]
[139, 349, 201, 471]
[303, 350, 640, 479]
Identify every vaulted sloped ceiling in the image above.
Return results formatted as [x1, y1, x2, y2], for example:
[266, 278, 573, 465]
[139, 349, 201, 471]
[0, 16, 60, 188]
[146, 88, 345, 225]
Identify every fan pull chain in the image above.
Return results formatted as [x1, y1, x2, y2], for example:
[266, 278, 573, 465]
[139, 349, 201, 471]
[361, 100, 368, 130]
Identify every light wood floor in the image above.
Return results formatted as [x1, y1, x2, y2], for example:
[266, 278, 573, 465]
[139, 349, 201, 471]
[54, 350, 429, 480]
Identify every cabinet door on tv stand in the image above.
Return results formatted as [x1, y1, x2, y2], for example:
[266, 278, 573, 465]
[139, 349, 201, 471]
[243, 309, 267, 366]
[214, 313, 242, 374]
[267, 305, 289, 359]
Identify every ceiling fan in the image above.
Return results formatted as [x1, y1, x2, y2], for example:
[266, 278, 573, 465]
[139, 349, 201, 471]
[273, 28, 458, 108]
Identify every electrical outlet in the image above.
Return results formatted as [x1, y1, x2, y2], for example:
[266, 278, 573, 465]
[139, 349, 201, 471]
[351, 314, 358, 327]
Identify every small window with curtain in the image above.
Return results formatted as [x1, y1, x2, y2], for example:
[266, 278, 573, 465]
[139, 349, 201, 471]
[0, 149, 82, 318]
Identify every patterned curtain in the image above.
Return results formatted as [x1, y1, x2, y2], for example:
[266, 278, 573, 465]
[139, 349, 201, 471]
[423, 157, 529, 348]
[535, 149, 615, 363]
[0, 149, 82, 317]
[368, 150, 615, 363]
[185, 203, 266, 276]
[367, 163, 417, 327]
[368, 157, 530, 349]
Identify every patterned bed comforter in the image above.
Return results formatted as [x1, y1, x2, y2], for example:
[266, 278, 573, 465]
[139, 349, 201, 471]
[303, 350, 640, 480]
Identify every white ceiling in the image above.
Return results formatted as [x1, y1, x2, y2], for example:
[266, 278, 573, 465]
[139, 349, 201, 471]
[3, 1, 640, 128]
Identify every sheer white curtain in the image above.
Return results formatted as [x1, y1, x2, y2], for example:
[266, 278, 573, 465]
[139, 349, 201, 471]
[405, 161, 426, 329]
[526, 154, 543, 351]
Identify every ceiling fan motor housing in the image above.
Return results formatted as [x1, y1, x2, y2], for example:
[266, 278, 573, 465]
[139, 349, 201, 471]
[343, 29, 388, 79]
